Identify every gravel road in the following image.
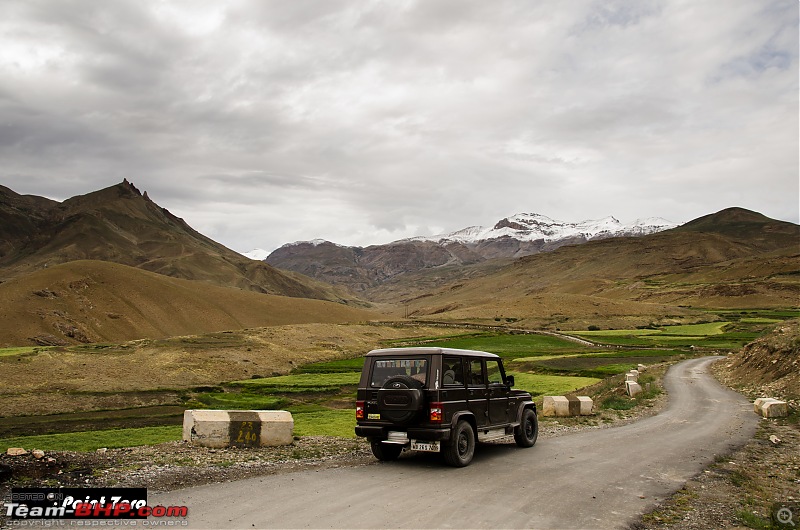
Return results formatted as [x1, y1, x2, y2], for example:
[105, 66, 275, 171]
[151, 356, 758, 529]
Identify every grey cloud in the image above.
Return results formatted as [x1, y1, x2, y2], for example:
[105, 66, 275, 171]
[0, 0, 796, 254]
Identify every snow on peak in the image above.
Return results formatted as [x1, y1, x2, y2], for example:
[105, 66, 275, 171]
[414, 213, 677, 245]
[278, 239, 343, 249]
[243, 248, 270, 261]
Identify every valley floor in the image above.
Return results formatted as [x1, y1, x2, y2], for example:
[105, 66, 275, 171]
[0, 395, 666, 527]
[1, 327, 796, 529]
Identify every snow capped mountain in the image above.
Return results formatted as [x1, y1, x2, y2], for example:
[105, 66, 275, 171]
[262, 212, 680, 291]
[279, 239, 349, 249]
[243, 248, 271, 261]
[409, 213, 677, 245]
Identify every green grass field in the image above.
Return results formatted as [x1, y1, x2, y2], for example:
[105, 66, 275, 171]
[0, 426, 182, 452]
[295, 358, 365, 373]
[0, 346, 45, 357]
[293, 410, 356, 438]
[509, 373, 600, 396]
[229, 372, 361, 392]
[197, 393, 289, 410]
[569, 321, 762, 349]
[425, 333, 588, 358]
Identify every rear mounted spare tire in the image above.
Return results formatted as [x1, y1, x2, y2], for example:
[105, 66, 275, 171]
[376, 375, 425, 424]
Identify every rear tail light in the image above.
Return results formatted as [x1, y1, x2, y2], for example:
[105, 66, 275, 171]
[429, 402, 443, 423]
[356, 401, 365, 421]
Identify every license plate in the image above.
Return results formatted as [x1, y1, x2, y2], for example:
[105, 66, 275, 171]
[410, 440, 440, 452]
[367, 413, 381, 420]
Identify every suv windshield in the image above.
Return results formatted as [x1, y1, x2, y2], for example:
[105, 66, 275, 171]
[370, 358, 428, 387]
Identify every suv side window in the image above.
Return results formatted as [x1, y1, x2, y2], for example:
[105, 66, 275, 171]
[443, 356, 464, 386]
[486, 360, 503, 385]
[467, 359, 485, 386]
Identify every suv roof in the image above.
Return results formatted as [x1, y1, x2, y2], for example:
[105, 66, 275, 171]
[366, 347, 499, 359]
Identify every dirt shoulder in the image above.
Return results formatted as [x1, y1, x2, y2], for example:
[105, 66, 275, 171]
[632, 359, 799, 530]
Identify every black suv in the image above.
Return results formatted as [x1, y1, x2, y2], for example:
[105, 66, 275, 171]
[355, 347, 538, 467]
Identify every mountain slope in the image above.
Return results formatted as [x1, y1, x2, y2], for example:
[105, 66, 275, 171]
[381, 208, 799, 328]
[265, 214, 676, 293]
[0, 180, 350, 302]
[0, 260, 375, 347]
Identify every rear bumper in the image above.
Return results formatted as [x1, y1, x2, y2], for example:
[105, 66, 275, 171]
[355, 424, 451, 442]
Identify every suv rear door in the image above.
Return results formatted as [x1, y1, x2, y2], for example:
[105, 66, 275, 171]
[466, 358, 489, 427]
[486, 359, 511, 424]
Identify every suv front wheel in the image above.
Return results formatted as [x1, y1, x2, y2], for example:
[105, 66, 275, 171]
[514, 408, 538, 447]
[443, 420, 475, 467]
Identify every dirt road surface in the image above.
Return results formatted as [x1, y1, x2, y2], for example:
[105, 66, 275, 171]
[151, 357, 758, 529]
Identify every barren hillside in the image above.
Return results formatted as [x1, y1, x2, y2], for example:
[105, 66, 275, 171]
[0, 260, 376, 347]
[369, 209, 798, 328]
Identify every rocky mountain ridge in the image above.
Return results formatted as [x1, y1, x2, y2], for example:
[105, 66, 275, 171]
[259, 213, 677, 292]
[0, 180, 350, 302]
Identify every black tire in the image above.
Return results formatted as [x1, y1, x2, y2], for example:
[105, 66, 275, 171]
[382, 375, 424, 390]
[514, 408, 538, 448]
[377, 375, 424, 424]
[443, 420, 475, 467]
[370, 440, 403, 461]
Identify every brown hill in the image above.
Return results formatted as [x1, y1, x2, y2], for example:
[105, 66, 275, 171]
[0, 180, 352, 302]
[266, 239, 485, 293]
[379, 208, 799, 328]
[0, 260, 376, 347]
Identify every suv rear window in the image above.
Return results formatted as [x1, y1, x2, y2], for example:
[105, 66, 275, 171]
[370, 358, 428, 387]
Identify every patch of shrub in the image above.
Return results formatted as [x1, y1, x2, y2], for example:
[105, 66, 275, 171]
[601, 396, 637, 410]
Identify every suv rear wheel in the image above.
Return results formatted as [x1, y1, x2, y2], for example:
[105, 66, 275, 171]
[443, 420, 475, 467]
[514, 408, 538, 447]
[370, 440, 403, 461]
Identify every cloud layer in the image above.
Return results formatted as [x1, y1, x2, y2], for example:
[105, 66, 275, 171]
[1, 0, 797, 253]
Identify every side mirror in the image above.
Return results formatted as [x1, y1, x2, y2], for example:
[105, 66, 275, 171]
[506, 375, 515, 388]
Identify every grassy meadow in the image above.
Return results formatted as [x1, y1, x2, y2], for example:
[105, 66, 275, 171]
[1, 309, 796, 452]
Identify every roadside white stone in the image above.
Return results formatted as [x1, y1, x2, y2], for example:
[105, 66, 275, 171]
[543, 396, 592, 417]
[625, 381, 643, 397]
[183, 410, 294, 448]
[6, 448, 27, 456]
[577, 396, 594, 416]
[637, 364, 646, 372]
[754, 397, 789, 418]
[625, 373, 638, 382]
[542, 396, 570, 417]
[32, 449, 45, 459]
[754, 397, 775, 413]
[761, 400, 788, 418]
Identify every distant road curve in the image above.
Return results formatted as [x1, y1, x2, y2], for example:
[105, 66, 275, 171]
[152, 356, 758, 529]
[374, 320, 605, 347]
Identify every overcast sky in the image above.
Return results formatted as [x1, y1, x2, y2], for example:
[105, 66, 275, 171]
[1, 1, 797, 254]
